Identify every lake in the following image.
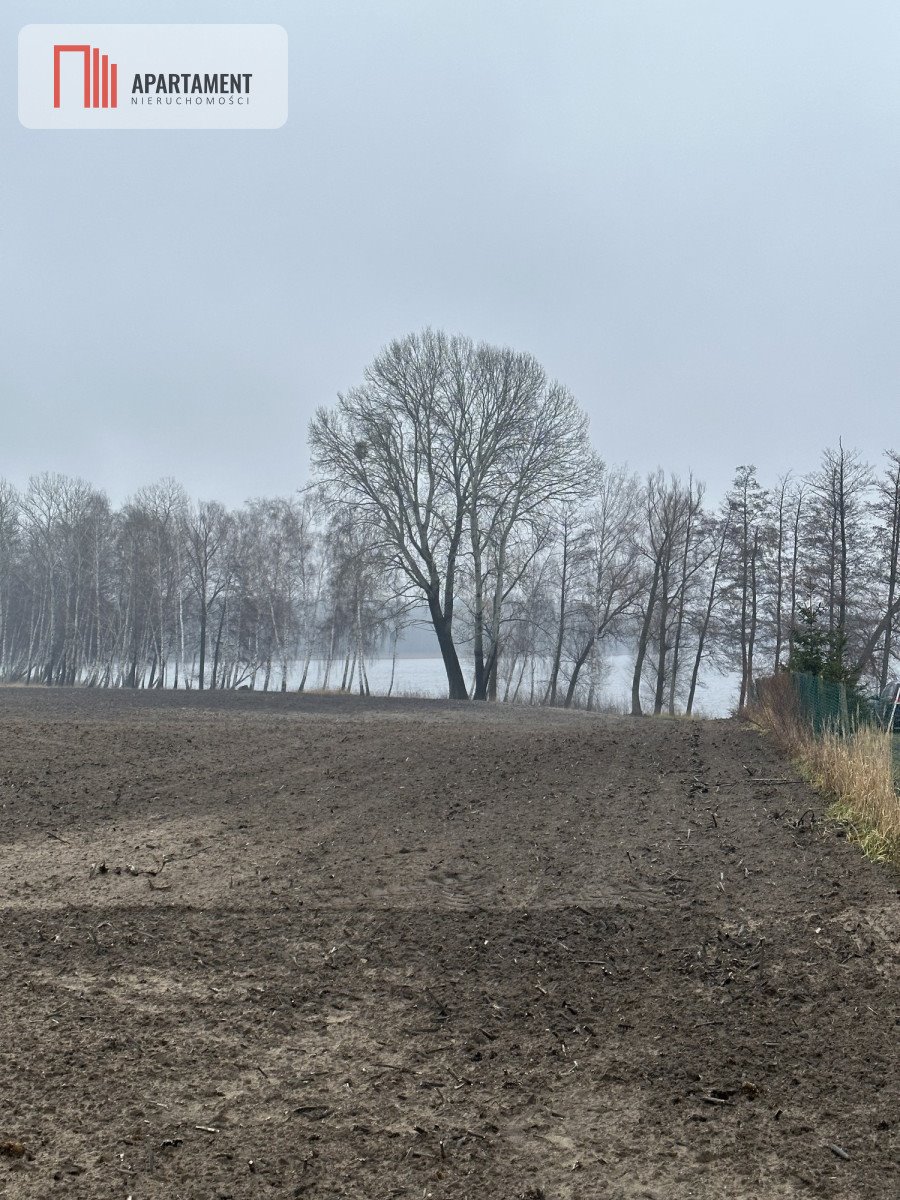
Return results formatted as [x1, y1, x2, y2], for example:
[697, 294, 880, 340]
[286, 652, 742, 718]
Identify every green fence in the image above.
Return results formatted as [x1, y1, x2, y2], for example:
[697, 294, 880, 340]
[756, 670, 900, 787]
[789, 671, 880, 736]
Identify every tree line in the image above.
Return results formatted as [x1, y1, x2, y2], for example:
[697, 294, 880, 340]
[0, 477, 405, 696]
[2, 329, 899, 710]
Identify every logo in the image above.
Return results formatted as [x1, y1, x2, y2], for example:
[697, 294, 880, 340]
[53, 44, 118, 109]
[20, 25, 288, 130]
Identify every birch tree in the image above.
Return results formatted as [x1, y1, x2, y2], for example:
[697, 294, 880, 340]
[182, 500, 231, 690]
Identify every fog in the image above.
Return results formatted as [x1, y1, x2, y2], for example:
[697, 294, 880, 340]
[4, 1, 900, 506]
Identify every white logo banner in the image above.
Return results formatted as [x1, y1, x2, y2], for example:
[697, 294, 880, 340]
[19, 24, 288, 130]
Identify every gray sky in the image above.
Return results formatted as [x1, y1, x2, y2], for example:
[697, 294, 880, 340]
[3, 1, 900, 506]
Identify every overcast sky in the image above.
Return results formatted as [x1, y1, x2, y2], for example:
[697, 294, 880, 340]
[3, 1, 900, 507]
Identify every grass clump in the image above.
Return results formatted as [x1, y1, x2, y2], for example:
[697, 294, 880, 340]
[752, 674, 900, 868]
[807, 727, 900, 865]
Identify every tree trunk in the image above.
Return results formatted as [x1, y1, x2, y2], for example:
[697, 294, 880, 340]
[653, 559, 671, 715]
[880, 462, 900, 689]
[741, 531, 759, 709]
[387, 631, 398, 697]
[471, 517, 488, 701]
[211, 598, 228, 690]
[427, 593, 468, 700]
[545, 524, 569, 705]
[564, 639, 594, 708]
[197, 603, 207, 690]
[686, 517, 729, 715]
[632, 561, 661, 716]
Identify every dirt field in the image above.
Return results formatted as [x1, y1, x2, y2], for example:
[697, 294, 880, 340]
[0, 688, 897, 1200]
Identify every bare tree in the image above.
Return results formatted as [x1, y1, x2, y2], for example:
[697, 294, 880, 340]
[721, 466, 769, 709]
[806, 443, 872, 662]
[767, 473, 792, 671]
[0, 481, 20, 679]
[182, 501, 231, 690]
[309, 330, 599, 700]
[462, 344, 602, 700]
[310, 331, 470, 697]
[630, 473, 698, 715]
[543, 508, 581, 705]
[665, 477, 707, 714]
[785, 482, 805, 666]
[130, 479, 189, 688]
[685, 511, 731, 715]
[873, 451, 900, 688]
[559, 469, 642, 707]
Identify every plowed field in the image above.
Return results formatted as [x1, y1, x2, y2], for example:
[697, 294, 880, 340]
[0, 688, 897, 1198]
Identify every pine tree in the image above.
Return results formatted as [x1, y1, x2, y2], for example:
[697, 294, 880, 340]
[788, 603, 858, 684]
[787, 605, 830, 674]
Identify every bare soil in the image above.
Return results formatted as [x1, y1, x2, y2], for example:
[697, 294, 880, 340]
[0, 687, 897, 1199]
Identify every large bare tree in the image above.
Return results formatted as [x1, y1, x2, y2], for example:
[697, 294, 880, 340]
[309, 330, 599, 700]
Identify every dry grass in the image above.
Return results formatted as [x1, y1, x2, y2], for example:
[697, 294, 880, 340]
[752, 674, 900, 867]
[807, 728, 900, 864]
